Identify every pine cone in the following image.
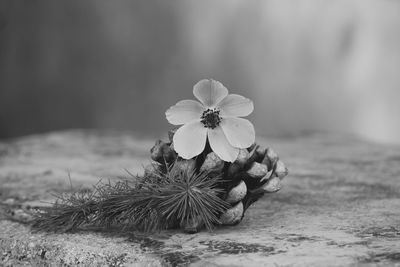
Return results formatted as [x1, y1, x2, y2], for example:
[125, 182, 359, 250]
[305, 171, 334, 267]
[149, 129, 289, 233]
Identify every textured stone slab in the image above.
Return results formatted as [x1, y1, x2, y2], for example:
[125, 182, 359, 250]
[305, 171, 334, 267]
[1, 130, 400, 266]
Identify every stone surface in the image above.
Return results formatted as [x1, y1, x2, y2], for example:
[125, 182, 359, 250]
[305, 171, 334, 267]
[1, 130, 400, 266]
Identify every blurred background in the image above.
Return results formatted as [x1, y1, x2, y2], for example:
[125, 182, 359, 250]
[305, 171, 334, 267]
[1, 0, 400, 144]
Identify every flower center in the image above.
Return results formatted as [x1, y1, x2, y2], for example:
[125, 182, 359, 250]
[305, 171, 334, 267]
[201, 108, 221, 129]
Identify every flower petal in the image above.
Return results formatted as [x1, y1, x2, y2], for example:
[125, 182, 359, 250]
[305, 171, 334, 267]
[193, 79, 228, 108]
[173, 121, 207, 159]
[220, 117, 255, 148]
[218, 94, 254, 117]
[208, 126, 239, 162]
[166, 100, 205, 125]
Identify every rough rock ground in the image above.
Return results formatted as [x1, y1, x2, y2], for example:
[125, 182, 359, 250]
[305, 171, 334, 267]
[0, 130, 399, 266]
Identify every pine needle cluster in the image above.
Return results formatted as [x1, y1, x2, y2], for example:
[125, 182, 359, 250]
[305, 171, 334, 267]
[32, 166, 229, 233]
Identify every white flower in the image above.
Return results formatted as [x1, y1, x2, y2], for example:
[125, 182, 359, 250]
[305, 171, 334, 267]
[165, 79, 255, 162]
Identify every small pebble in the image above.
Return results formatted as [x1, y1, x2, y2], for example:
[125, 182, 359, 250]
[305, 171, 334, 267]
[3, 198, 16, 205]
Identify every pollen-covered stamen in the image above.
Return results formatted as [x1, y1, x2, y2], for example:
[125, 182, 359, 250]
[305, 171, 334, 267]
[201, 108, 222, 129]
